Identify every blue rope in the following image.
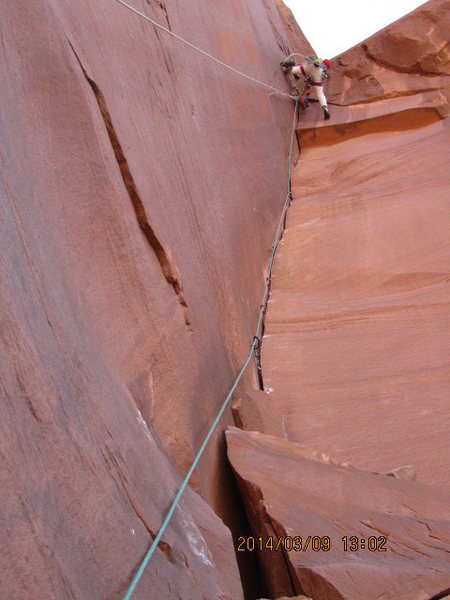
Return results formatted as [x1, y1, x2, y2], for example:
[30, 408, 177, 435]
[124, 98, 299, 599]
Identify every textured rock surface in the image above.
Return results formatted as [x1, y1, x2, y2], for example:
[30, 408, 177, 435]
[260, 596, 312, 600]
[232, 389, 287, 438]
[299, 0, 450, 141]
[264, 0, 450, 490]
[264, 118, 450, 488]
[328, 0, 450, 102]
[253, 1, 450, 596]
[0, 0, 312, 598]
[3, 0, 450, 597]
[272, 0, 315, 57]
[227, 427, 450, 599]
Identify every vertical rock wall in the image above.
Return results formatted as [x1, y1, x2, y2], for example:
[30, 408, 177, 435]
[0, 0, 311, 597]
[227, 2, 450, 597]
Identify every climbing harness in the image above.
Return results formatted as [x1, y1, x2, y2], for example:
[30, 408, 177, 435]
[123, 96, 299, 599]
[300, 65, 325, 87]
[282, 54, 329, 115]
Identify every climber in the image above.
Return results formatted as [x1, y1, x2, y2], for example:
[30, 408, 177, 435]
[281, 56, 331, 120]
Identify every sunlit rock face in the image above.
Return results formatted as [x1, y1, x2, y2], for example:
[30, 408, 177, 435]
[2, 0, 449, 597]
[328, 0, 450, 102]
[227, 427, 450, 600]
[264, 0, 450, 489]
[263, 118, 450, 486]
[231, 0, 450, 597]
[302, 0, 449, 138]
[0, 0, 314, 598]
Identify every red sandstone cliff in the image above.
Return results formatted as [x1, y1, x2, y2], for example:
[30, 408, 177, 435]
[2, 0, 450, 599]
[0, 1, 312, 598]
[227, 1, 450, 598]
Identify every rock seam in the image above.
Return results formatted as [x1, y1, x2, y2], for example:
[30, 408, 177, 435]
[67, 40, 192, 329]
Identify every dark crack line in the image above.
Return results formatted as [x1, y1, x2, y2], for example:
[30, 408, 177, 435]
[359, 520, 389, 537]
[258, 163, 298, 384]
[145, 0, 175, 76]
[145, 0, 172, 31]
[157, 0, 171, 32]
[429, 588, 450, 600]
[266, 515, 299, 596]
[67, 41, 191, 329]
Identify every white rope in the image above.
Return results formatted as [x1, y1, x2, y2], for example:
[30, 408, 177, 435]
[113, 0, 293, 100]
[285, 52, 315, 64]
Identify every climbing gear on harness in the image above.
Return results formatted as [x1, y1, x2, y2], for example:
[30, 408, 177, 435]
[296, 77, 311, 111]
[299, 77, 310, 106]
[299, 97, 309, 110]
[281, 54, 330, 119]
[300, 66, 322, 86]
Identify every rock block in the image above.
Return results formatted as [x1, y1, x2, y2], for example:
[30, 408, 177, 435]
[232, 389, 287, 438]
[227, 427, 450, 600]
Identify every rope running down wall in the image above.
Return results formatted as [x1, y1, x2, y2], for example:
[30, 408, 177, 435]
[110, 1, 301, 597]
[124, 96, 299, 598]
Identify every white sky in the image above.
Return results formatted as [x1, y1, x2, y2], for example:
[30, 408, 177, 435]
[282, 0, 428, 58]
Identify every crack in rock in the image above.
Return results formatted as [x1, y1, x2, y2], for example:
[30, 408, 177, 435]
[67, 41, 191, 328]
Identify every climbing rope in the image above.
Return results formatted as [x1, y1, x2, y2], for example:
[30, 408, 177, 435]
[285, 52, 315, 64]
[124, 97, 299, 599]
[113, 0, 293, 100]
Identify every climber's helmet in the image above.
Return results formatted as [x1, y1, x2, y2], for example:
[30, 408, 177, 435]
[323, 59, 331, 70]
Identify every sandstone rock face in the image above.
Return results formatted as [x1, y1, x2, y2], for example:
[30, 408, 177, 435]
[264, 118, 450, 488]
[0, 0, 312, 597]
[227, 427, 450, 600]
[232, 389, 287, 438]
[264, 0, 450, 491]
[272, 0, 315, 58]
[246, 0, 450, 596]
[3, 0, 449, 597]
[298, 0, 450, 142]
[328, 0, 450, 103]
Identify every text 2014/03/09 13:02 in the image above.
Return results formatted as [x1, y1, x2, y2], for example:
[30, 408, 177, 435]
[236, 535, 388, 553]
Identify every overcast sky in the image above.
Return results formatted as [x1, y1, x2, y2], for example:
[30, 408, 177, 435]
[282, 0, 428, 58]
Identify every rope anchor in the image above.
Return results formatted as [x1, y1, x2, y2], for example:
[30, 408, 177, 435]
[253, 336, 264, 391]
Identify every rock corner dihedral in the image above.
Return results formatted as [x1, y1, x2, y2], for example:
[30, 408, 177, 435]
[1, 0, 449, 599]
